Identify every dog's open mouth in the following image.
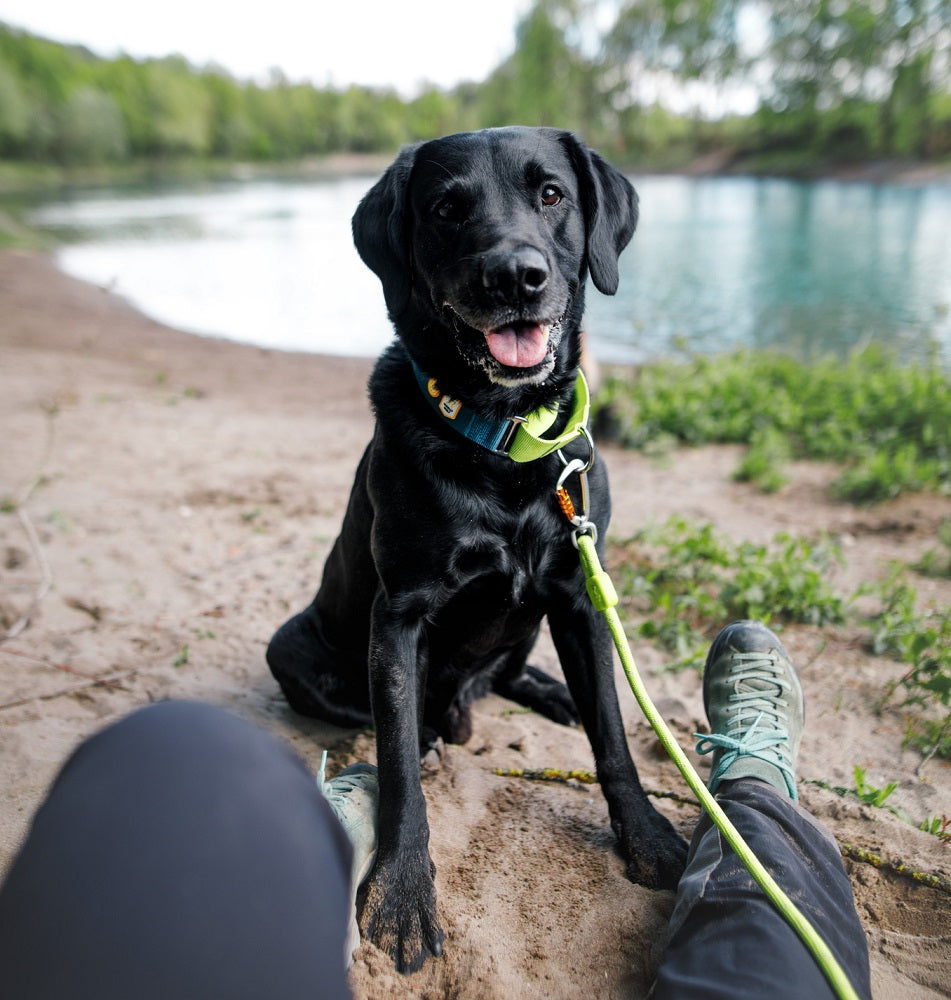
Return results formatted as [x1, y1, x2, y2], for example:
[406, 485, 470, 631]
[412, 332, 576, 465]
[484, 321, 552, 369]
[441, 303, 562, 384]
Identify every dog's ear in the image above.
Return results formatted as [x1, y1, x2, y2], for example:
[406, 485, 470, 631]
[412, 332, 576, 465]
[561, 134, 638, 296]
[352, 143, 421, 317]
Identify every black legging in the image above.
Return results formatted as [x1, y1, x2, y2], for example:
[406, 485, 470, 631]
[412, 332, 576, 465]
[0, 701, 353, 1000]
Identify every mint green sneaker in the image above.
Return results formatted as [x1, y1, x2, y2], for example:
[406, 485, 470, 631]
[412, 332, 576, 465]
[318, 754, 379, 963]
[695, 621, 804, 800]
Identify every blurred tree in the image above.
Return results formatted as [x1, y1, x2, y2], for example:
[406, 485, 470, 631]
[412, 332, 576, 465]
[0, 58, 29, 154]
[406, 86, 459, 141]
[96, 55, 153, 157]
[606, 0, 951, 159]
[476, 0, 604, 135]
[763, 0, 951, 157]
[144, 57, 213, 156]
[202, 70, 254, 159]
[0, 26, 80, 105]
[608, 0, 743, 98]
[0, 25, 91, 158]
[58, 86, 128, 163]
[618, 0, 737, 72]
[334, 85, 405, 151]
[253, 73, 320, 158]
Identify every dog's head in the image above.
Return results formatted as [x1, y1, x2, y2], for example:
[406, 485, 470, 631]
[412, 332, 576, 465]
[353, 127, 637, 406]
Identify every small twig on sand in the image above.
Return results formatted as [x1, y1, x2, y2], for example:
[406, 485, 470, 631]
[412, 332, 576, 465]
[915, 716, 951, 779]
[2, 403, 58, 644]
[840, 842, 951, 895]
[0, 664, 136, 713]
[0, 646, 120, 685]
[493, 766, 599, 785]
[3, 507, 53, 641]
[494, 767, 700, 807]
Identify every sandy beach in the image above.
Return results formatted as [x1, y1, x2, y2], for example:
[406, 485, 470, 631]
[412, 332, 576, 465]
[1, 248, 949, 997]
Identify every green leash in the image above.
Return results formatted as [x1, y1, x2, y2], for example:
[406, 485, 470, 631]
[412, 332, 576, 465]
[557, 471, 860, 1000]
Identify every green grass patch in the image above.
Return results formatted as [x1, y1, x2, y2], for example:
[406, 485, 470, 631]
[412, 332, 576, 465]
[608, 517, 950, 764]
[860, 569, 951, 764]
[732, 425, 792, 493]
[594, 345, 951, 503]
[608, 516, 845, 670]
[915, 518, 951, 579]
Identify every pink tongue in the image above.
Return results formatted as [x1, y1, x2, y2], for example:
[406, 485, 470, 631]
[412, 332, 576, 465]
[485, 324, 549, 368]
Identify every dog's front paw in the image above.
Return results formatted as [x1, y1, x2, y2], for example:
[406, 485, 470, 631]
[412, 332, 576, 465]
[359, 851, 445, 973]
[620, 809, 688, 891]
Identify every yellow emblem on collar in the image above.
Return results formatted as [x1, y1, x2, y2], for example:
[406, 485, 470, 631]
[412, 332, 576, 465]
[426, 376, 462, 419]
[438, 395, 462, 419]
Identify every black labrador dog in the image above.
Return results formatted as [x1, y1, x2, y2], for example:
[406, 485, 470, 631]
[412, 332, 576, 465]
[267, 127, 687, 972]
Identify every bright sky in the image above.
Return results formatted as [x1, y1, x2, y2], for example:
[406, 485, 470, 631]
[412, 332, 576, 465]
[0, 0, 535, 94]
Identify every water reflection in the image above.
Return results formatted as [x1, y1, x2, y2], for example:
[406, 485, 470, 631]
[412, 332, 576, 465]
[585, 176, 950, 364]
[25, 174, 951, 365]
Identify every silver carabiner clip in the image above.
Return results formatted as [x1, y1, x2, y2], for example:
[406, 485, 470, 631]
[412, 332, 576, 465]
[556, 456, 587, 493]
[554, 457, 597, 546]
[555, 458, 590, 521]
[556, 425, 596, 474]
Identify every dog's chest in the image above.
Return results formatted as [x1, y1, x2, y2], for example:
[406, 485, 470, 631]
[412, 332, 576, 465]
[441, 497, 566, 619]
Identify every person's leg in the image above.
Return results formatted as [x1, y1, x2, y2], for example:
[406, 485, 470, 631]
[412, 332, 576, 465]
[0, 700, 355, 1000]
[654, 622, 872, 1000]
[654, 779, 871, 999]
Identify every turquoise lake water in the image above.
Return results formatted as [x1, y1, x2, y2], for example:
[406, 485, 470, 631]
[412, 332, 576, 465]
[25, 173, 951, 365]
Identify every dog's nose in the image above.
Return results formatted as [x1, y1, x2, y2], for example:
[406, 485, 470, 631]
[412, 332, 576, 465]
[483, 246, 549, 301]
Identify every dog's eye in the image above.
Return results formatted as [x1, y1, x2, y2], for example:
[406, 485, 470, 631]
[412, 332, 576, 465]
[435, 197, 463, 221]
[540, 185, 562, 207]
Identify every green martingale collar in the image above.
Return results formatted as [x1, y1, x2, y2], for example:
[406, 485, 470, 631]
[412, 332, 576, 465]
[411, 362, 590, 463]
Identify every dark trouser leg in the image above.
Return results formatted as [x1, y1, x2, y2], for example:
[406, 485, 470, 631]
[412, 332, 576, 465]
[0, 700, 353, 1000]
[654, 779, 871, 1000]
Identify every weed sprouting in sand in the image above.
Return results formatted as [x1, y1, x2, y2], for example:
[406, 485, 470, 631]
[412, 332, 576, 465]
[807, 770, 951, 845]
[852, 765, 900, 809]
[918, 815, 951, 845]
[916, 518, 951, 579]
[859, 569, 951, 766]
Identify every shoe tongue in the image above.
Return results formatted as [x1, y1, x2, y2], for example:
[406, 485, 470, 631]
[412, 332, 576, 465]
[485, 324, 549, 368]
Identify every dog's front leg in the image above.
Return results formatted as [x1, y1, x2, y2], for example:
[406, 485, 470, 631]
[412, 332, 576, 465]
[548, 590, 688, 890]
[358, 591, 444, 973]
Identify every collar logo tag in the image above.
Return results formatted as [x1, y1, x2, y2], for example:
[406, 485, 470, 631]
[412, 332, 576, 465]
[438, 395, 462, 420]
[427, 376, 462, 420]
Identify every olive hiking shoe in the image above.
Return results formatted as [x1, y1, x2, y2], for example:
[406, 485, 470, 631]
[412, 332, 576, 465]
[695, 621, 804, 800]
[318, 755, 379, 963]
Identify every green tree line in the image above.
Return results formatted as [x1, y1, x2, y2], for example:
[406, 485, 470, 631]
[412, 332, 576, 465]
[1, 0, 950, 171]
